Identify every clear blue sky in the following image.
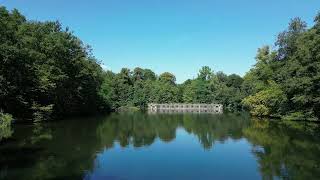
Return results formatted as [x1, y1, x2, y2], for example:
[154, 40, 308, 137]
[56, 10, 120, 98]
[1, 0, 320, 83]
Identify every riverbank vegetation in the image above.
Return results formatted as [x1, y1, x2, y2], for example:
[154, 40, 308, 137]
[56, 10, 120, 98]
[0, 7, 108, 121]
[242, 16, 320, 121]
[0, 7, 319, 122]
[0, 112, 13, 141]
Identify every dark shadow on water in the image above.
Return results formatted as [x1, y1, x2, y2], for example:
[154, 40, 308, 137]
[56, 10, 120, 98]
[0, 146, 46, 168]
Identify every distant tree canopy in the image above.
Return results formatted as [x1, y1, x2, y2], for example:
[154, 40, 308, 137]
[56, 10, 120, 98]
[99, 65, 245, 112]
[0, 7, 319, 121]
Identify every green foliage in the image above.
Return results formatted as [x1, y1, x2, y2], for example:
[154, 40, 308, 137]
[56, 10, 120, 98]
[0, 112, 13, 141]
[282, 112, 309, 121]
[242, 13, 320, 120]
[152, 80, 179, 103]
[117, 106, 140, 112]
[0, 7, 106, 120]
[198, 66, 213, 81]
[159, 72, 176, 84]
[242, 81, 287, 117]
[99, 65, 245, 112]
[181, 68, 245, 111]
[32, 104, 54, 122]
[1, 7, 319, 121]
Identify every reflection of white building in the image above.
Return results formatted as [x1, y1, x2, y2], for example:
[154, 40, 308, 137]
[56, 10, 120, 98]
[148, 103, 223, 114]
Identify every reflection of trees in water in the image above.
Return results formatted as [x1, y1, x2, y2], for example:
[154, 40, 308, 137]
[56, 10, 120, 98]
[243, 119, 320, 179]
[97, 113, 179, 148]
[0, 117, 105, 180]
[3, 113, 319, 180]
[97, 112, 251, 150]
[2, 113, 252, 179]
[182, 113, 250, 149]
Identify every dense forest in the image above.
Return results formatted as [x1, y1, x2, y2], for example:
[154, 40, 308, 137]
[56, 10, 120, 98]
[100, 66, 244, 112]
[0, 6, 319, 126]
[242, 16, 320, 120]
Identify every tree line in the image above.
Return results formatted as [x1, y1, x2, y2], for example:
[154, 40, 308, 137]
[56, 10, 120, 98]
[0, 7, 107, 121]
[99, 66, 244, 112]
[242, 15, 320, 120]
[0, 7, 319, 122]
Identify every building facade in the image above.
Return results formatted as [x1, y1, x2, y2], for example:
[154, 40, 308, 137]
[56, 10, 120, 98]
[148, 103, 223, 113]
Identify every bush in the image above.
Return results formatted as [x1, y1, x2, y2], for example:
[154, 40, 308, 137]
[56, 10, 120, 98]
[117, 106, 140, 112]
[0, 112, 13, 141]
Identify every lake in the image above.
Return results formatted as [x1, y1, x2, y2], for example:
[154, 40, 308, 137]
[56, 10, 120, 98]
[1, 112, 320, 180]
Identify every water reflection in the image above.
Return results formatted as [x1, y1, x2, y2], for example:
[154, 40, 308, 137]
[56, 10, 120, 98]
[243, 119, 320, 179]
[0, 113, 319, 179]
[96, 113, 250, 150]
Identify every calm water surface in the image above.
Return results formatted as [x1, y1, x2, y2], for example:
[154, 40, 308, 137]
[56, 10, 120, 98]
[1, 113, 320, 180]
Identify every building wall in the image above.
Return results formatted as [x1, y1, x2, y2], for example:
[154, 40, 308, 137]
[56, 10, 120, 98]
[148, 103, 223, 113]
